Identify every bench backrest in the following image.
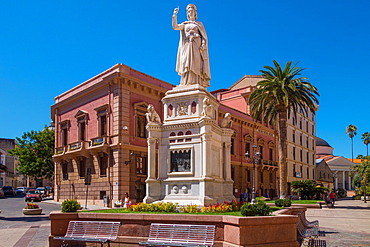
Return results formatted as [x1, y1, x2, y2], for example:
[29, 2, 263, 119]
[65, 221, 120, 241]
[147, 223, 215, 246]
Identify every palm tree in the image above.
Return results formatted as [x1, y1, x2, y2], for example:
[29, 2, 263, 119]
[248, 60, 319, 199]
[346, 124, 358, 162]
[361, 132, 370, 157]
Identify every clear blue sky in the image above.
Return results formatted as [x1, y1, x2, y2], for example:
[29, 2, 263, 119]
[1, 1, 369, 158]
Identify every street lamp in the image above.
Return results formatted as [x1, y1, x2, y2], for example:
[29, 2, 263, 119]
[245, 144, 261, 204]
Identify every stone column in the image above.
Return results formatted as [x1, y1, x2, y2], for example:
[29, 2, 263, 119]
[335, 171, 338, 190]
[342, 171, 346, 190]
[224, 142, 232, 181]
[202, 133, 212, 178]
[348, 174, 352, 190]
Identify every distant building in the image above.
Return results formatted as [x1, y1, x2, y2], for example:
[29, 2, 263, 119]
[316, 137, 354, 190]
[0, 138, 26, 188]
[315, 159, 334, 189]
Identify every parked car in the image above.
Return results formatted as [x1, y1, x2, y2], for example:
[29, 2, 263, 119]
[25, 189, 42, 202]
[0, 188, 4, 198]
[2, 186, 16, 197]
[16, 187, 28, 195]
[36, 187, 47, 197]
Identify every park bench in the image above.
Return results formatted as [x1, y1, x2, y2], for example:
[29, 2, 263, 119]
[298, 212, 319, 228]
[54, 221, 121, 247]
[139, 223, 216, 246]
[297, 212, 321, 246]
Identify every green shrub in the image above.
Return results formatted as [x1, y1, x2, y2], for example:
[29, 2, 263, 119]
[274, 199, 284, 207]
[274, 198, 291, 207]
[61, 199, 81, 213]
[240, 201, 272, 216]
[282, 198, 292, 207]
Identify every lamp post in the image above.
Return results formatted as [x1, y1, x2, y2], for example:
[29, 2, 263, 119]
[245, 144, 261, 204]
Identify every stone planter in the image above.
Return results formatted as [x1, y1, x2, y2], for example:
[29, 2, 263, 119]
[49, 208, 305, 247]
[23, 208, 43, 215]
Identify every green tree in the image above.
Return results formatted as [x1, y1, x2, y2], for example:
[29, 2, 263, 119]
[346, 124, 357, 162]
[351, 159, 370, 203]
[248, 60, 319, 198]
[361, 132, 370, 157]
[8, 126, 55, 183]
[291, 180, 328, 200]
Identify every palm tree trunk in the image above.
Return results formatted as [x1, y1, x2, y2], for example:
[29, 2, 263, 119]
[277, 110, 288, 199]
[351, 137, 354, 163]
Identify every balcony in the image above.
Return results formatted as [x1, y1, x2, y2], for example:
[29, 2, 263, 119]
[89, 136, 109, 155]
[55, 146, 67, 155]
[68, 141, 89, 153]
[262, 160, 278, 167]
[91, 137, 106, 147]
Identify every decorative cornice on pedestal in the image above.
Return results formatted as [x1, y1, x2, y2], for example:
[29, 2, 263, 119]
[165, 84, 208, 96]
[221, 128, 235, 136]
[162, 122, 200, 130]
[146, 124, 163, 131]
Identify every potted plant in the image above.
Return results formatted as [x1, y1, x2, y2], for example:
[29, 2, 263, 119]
[23, 200, 43, 215]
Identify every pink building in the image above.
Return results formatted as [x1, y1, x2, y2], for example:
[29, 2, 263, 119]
[52, 65, 279, 206]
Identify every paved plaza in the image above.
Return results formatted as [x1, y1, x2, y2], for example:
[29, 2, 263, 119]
[1, 197, 369, 246]
[306, 197, 370, 247]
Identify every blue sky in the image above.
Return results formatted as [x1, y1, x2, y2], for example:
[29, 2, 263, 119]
[1, 1, 369, 158]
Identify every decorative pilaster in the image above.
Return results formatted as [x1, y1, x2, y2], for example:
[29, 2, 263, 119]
[147, 138, 157, 180]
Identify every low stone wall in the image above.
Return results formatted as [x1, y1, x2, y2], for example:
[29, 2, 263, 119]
[49, 209, 303, 247]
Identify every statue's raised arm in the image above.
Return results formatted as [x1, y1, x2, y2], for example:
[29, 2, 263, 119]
[172, 4, 211, 88]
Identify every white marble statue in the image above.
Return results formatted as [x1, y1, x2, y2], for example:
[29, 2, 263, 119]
[201, 97, 213, 118]
[221, 113, 233, 128]
[146, 104, 161, 124]
[172, 4, 211, 87]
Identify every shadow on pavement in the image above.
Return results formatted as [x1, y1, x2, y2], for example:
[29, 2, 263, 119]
[0, 216, 50, 222]
[332, 205, 369, 209]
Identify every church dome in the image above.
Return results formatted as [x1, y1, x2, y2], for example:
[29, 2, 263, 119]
[316, 137, 332, 147]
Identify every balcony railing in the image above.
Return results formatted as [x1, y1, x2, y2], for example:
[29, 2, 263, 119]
[262, 160, 278, 167]
[91, 136, 107, 146]
[55, 146, 66, 155]
[68, 141, 89, 152]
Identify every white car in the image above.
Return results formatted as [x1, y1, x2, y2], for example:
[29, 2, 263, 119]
[16, 187, 27, 195]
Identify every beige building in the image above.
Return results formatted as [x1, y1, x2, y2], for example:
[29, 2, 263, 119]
[0, 138, 25, 188]
[316, 137, 354, 190]
[315, 159, 334, 189]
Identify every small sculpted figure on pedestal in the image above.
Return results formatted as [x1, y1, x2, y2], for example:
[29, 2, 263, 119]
[201, 97, 213, 118]
[146, 104, 161, 124]
[172, 4, 211, 87]
[221, 113, 233, 128]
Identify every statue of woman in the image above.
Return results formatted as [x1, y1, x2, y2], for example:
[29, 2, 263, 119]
[172, 4, 211, 87]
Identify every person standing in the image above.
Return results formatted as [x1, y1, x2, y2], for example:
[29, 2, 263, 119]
[123, 192, 131, 208]
[329, 190, 337, 207]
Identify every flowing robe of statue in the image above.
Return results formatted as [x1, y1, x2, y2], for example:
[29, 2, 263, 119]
[172, 5, 211, 87]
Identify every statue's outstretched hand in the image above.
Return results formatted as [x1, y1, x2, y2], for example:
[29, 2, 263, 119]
[173, 7, 179, 16]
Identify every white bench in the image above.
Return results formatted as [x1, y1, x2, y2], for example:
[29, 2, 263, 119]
[139, 223, 216, 246]
[54, 221, 121, 247]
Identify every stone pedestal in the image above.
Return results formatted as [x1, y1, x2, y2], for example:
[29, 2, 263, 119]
[144, 85, 235, 205]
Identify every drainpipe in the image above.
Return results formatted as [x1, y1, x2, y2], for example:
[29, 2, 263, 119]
[108, 81, 113, 207]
